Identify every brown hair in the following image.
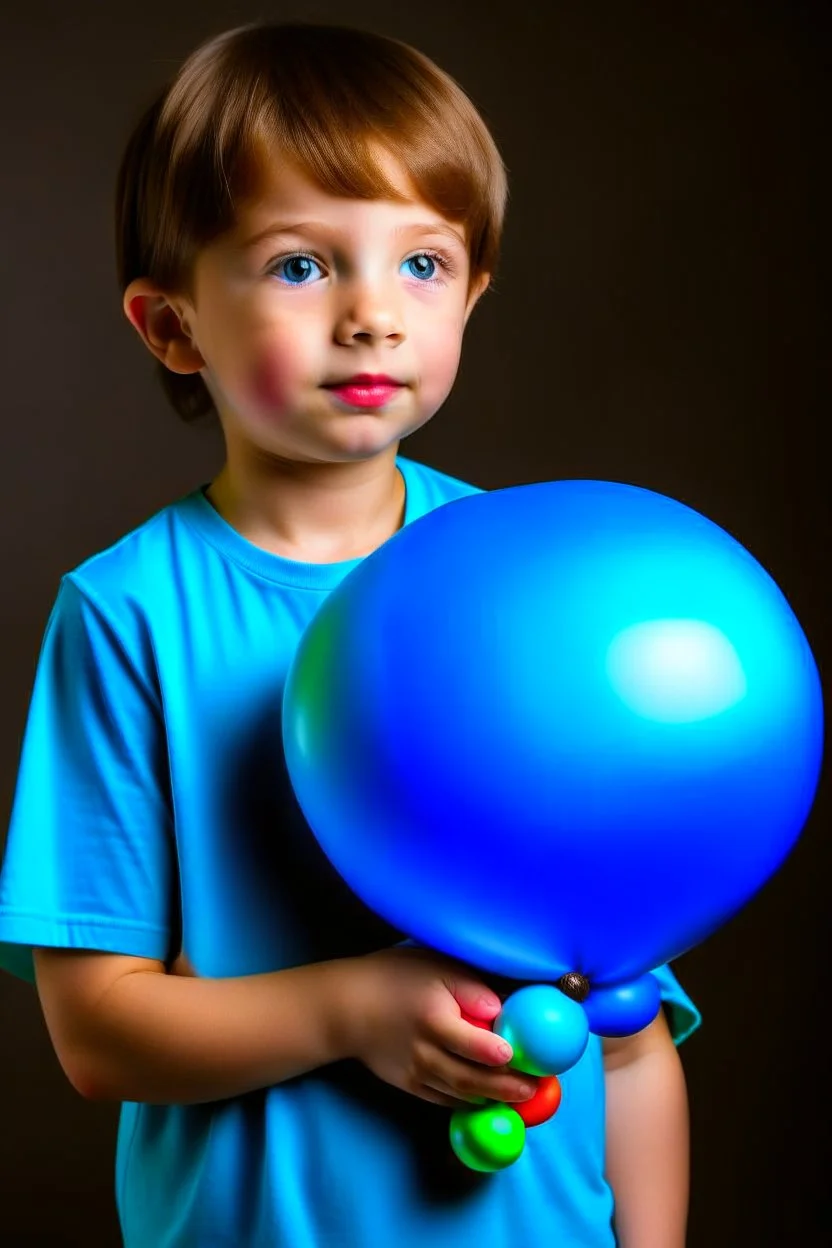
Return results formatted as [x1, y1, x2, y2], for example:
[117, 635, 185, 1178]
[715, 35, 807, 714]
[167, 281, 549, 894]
[115, 21, 509, 423]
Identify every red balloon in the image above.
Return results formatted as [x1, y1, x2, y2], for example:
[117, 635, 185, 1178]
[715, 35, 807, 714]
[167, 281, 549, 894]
[460, 1010, 494, 1031]
[508, 1075, 562, 1127]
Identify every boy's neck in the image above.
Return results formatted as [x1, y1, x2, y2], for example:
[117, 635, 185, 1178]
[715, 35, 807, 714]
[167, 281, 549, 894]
[205, 445, 407, 564]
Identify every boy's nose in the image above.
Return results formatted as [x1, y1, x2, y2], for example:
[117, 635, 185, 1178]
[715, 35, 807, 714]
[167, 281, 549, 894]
[333, 291, 406, 345]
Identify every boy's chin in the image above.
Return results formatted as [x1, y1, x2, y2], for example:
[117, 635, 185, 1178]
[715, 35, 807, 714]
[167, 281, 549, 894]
[313, 421, 420, 463]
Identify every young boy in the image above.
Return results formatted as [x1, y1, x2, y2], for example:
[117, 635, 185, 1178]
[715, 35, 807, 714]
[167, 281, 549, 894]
[0, 22, 699, 1247]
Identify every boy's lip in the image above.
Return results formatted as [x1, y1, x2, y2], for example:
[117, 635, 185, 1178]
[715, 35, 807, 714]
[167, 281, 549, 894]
[323, 373, 405, 387]
[324, 377, 406, 410]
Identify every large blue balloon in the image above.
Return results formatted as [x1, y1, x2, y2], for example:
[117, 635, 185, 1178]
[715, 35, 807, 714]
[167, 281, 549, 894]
[283, 480, 823, 985]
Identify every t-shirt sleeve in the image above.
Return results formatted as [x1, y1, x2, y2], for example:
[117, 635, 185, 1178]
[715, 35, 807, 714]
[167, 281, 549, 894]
[0, 575, 177, 985]
[651, 963, 701, 1046]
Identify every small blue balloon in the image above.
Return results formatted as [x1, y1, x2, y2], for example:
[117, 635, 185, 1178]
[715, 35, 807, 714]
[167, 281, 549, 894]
[583, 973, 662, 1037]
[494, 985, 590, 1076]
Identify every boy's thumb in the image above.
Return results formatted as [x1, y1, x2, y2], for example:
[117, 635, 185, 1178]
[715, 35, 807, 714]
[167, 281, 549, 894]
[448, 974, 502, 1020]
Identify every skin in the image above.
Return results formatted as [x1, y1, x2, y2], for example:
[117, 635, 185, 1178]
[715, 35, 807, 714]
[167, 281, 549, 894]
[603, 1013, 690, 1248]
[34, 145, 690, 1243]
[123, 147, 490, 562]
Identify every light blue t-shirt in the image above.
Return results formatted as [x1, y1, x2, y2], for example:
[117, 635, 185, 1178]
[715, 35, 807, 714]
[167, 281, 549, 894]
[0, 455, 700, 1248]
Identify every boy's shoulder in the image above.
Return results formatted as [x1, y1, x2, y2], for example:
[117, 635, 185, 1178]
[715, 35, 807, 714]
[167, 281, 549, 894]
[62, 488, 198, 614]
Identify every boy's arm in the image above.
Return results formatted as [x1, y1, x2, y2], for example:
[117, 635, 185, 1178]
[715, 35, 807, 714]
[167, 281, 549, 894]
[32, 945, 529, 1109]
[603, 1008, 690, 1248]
[33, 947, 359, 1103]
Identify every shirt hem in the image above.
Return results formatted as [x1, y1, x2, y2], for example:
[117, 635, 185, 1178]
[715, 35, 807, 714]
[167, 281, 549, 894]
[0, 911, 171, 984]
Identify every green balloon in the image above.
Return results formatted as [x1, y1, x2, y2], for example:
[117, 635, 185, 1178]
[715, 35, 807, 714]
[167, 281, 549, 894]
[449, 1105, 526, 1172]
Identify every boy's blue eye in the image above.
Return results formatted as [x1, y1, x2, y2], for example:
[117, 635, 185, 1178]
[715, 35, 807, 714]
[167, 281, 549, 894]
[275, 255, 322, 285]
[402, 254, 438, 281]
[271, 252, 443, 286]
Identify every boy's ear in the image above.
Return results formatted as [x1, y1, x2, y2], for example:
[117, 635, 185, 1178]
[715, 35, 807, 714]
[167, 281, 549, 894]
[464, 272, 492, 324]
[122, 278, 205, 374]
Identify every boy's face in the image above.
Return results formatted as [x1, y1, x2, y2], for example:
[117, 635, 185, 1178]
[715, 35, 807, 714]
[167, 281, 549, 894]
[160, 149, 488, 465]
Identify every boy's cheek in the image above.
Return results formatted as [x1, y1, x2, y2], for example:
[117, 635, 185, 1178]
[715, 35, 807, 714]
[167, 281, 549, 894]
[416, 334, 464, 406]
[246, 347, 295, 415]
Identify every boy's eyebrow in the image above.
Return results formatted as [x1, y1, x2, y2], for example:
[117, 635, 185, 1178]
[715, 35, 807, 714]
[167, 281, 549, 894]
[240, 220, 466, 250]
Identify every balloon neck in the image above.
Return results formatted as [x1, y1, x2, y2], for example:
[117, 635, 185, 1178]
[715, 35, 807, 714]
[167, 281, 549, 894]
[556, 972, 591, 1002]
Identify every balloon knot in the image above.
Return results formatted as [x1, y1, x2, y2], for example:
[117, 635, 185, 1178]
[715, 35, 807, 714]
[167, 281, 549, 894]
[557, 972, 591, 1002]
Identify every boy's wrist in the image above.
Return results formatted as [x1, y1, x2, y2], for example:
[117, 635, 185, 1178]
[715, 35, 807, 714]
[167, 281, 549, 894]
[320, 956, 369, 1063]
[323, 952, 396, 1065]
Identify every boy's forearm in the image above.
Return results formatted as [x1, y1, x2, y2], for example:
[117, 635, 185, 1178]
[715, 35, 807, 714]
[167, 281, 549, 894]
[73, 957, 362, 1104]
[604, 1018, 690, 1248]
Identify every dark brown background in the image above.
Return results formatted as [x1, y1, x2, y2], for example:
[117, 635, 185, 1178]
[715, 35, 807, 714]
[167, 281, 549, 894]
[1, 1, 828, 1243]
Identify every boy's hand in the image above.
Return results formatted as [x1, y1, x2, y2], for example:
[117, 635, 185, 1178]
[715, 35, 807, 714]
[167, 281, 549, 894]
[342, 946, 538, 1108]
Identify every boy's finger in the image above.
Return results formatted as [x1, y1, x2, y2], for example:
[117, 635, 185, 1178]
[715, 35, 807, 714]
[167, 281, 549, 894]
[445, 971, 502, 1020]
[423, 1075, 484, 1106]
[425, 1043, 536, 1105]
[416, 1082, 471, 1109]
[433, 1012, 514, 1068]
